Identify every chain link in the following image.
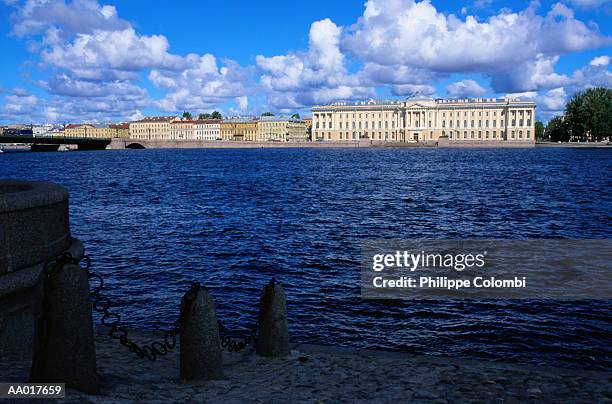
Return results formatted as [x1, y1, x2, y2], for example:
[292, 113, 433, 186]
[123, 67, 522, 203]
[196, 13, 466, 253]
[218, 320, 259, 352]
[34, 252, 259, 361]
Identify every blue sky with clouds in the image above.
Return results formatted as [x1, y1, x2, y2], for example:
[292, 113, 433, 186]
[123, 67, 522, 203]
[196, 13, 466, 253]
[0, 0, 610, 124]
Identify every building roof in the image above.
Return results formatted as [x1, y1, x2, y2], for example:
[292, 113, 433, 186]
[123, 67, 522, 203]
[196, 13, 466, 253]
[133, 116, 177, 123]
[193, 119, 221, 124]
[314, 97, 536, 109]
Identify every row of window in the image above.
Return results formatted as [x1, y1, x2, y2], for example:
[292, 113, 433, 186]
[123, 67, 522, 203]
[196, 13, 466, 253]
[321, 129, 532, 141]
[316, 117, 532, 130]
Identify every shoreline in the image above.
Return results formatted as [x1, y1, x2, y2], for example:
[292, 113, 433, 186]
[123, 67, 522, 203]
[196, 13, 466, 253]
[2, 329, 609, 402]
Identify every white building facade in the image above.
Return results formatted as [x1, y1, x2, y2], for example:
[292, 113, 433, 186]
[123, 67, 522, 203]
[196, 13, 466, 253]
[194, 119, 221, 141]
[311, 98, 536, 144]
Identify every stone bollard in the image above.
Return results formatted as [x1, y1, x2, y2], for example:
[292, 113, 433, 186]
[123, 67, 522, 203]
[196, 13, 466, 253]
[256, 278, 290, 358]
[180, 285, 224, 381]
[30, 263, 99, 393]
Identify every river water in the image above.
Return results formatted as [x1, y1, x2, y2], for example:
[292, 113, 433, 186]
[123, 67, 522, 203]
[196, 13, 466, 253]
[1, 147, 610, 369]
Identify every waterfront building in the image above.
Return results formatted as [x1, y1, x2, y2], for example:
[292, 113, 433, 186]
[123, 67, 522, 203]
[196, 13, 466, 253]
[311, 98, 536, 143]
[32, 124, 54, 137]
[169, 120, 195, 140]
[257, 117, 307, 142]
[221, 118, 258, 141]
[65, 123, 131, 139]
[109, 123, 130, 138]
[129, 116, 176, 140]
[303, 117, 312, 141]
[194, 119, 221, 141]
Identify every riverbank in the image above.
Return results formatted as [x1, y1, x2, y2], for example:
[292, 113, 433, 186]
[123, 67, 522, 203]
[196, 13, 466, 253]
[2, 329, 609, 402]
[536, 141, 612, 148]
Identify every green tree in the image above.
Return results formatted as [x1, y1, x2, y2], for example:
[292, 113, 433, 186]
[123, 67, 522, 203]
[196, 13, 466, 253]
[535, 121, 544, 140]
[198, 113, 212, 120]
[546, 116, 569, 142]
[182, 111, 193, 120]
[261, 112, 274, 116]
[291, 113, 300, 119]
[211, 111, 222, 120]
[564, 87, 612, 141]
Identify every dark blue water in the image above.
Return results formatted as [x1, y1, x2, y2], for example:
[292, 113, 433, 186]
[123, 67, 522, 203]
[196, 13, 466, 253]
[1, 148, 611, 369]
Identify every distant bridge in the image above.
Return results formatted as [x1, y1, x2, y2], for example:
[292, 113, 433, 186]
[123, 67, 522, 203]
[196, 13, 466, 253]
[0, 135, 111, 151]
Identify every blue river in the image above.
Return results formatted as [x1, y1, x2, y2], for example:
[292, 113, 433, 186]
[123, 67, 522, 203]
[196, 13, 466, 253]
[1, 147, 610, 369]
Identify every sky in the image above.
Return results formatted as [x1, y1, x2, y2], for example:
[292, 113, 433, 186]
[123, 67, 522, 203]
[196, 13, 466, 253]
[0, 0, 610, 124]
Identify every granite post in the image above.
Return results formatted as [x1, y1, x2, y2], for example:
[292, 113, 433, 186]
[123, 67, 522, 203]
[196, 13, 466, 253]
[180, 286, 224, 381]
[256, 279, 290, 358]
[30, 263, 99, 393]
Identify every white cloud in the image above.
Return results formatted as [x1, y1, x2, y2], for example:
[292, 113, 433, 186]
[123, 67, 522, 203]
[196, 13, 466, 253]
[237, 96, 248, 111]
[590, 55, 610, 66]
[256, 18, 374, 109]
[540, 87, 567, 110]
[445, 79, 487, 98]
[391, 84, 437, 97]
[565, 0, 612, 9]
[343, 0, 611, 92]
[1, 92, 38, 114]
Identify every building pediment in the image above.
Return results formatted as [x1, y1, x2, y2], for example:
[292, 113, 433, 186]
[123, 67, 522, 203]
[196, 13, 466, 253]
[405, 103, 432, 109]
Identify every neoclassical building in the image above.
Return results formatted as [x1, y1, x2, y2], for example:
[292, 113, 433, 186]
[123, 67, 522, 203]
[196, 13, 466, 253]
[257, 116, 308, 142]
[311, 98, 536, 143]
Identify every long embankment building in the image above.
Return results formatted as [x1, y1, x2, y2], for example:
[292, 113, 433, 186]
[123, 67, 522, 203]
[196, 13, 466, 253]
[311, 98, 536, 144]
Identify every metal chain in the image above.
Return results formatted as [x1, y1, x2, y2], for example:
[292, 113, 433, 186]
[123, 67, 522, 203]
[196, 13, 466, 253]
[34, 252, 260, 359]
[84, 256, 201, 361]
[218, 320, 259, 352]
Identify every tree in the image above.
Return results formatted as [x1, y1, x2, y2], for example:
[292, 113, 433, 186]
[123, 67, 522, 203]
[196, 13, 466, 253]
[546, 116, 569, 142]
[211, 111, 222, 120]
[261, 112, 274, 116]
[564, 87, 612, 141]
[291, 113, 300, 119]
[535, 121, 544, 141]
[182, 111, 193, 120]
[198, 113, 212, 120]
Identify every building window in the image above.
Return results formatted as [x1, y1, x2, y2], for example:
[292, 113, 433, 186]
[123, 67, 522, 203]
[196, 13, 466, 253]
[463, 131, 467, 139]
[471, 131, 474, 139]
[519, 130, 523, 139]
[478, 131, 482, 139]
[464, 120, 467, 127]
[485, 131, 489, 139]
[526, 131, 531, 139]
[527, 119, 531, 126]
[471, 120, 474, 128]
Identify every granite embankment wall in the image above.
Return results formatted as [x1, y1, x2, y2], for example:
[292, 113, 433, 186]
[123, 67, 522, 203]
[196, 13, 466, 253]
[108, 138, 536, 150]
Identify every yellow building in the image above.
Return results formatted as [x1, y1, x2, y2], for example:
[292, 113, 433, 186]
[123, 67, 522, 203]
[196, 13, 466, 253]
[311, 98, 536, 144]
[129, 116, 176, 140]
[257, 117, 307, 142]
[303, 117, 312, 140]
[221, 118, 258, 141]
[64, 123, 129, 139]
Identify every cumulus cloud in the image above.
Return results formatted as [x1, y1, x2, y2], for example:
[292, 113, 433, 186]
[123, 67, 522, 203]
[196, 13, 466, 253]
[1, 0, 610, 123]
[540, 87, 567, 110]
[2, 0, 251, 121]
[256, 18, 374, 109]
[445, 79, 487, 98]
[565, 0, 612, 8]
[391, 84, 437, 97]
[343, 0, 611, 92]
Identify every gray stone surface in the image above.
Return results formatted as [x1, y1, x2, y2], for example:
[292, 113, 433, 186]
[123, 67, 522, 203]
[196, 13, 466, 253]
[30, 263, 99, 393]
[0, 238, 83, 358]
[0, 180, 71, 274]
[256, 280, 290, 358]
[180, 287, 224, 381]
[3, 330, 610, 403]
